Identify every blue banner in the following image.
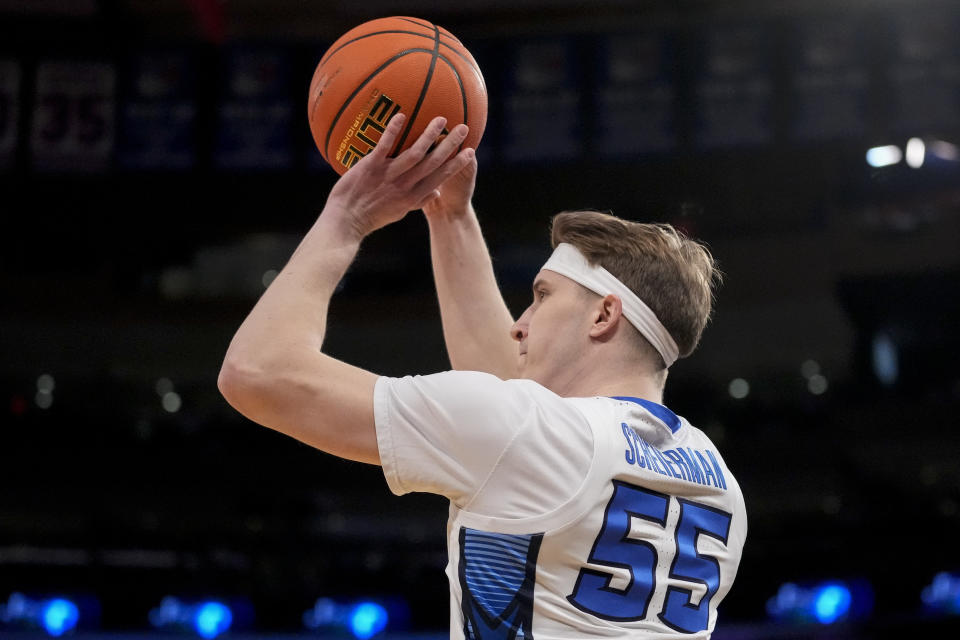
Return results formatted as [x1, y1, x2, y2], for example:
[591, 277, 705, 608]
[118, 51, 197, 170]
[889, 11, 960, 134]
[30, 60, 116, 172]
[596, 31, 678, 157]
[215, 47, 293, 170]
[692, 24, 774, 149]
[501, 38, 583, 163]
[789, 20, 869, 142]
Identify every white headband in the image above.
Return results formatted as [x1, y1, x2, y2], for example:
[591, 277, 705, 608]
[541, 243, 680, 367]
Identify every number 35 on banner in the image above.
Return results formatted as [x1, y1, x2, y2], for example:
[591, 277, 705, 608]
[31, 61, 115, 171]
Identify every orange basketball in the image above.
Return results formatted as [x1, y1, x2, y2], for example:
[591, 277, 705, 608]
[308, 16, 487, 175]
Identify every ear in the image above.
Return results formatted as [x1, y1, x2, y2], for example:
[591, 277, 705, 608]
[589, 294, 624, 341]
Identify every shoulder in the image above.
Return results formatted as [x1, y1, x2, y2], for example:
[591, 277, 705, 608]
[373, 371, 593, 505]
[376, 370, 577, 417]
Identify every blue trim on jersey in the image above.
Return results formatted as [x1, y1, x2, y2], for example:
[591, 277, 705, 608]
[459, 528, 542, 639]
[611, 396, 682, 434]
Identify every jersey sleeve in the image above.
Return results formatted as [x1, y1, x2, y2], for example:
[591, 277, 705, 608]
[374, 370, 581, 508]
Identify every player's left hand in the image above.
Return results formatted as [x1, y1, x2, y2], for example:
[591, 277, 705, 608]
[323, 114, 474, 239]
[421, 146, 477, 222]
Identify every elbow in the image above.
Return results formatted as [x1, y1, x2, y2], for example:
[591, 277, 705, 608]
[217, 356, 266, 415]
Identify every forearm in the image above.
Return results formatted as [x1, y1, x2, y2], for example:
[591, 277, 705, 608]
[427, 205, 518, 379]
[218, 210, 372, 453]
[223, 212, 360, 367]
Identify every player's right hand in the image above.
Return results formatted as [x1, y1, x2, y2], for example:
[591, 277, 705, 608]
[322, 114, 474, 240]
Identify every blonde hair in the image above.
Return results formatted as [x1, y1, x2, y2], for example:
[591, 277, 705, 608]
[550, 210, 720, 369]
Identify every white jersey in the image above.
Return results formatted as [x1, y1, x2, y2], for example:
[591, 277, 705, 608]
[374, 370, 747, 639]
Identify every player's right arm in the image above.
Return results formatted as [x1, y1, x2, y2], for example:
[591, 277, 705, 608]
[422, 160, 519, 380]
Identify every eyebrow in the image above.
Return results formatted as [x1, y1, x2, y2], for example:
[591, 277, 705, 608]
[531, 278, 547, 294]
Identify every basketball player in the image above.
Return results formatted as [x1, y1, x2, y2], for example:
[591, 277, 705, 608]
[219, 114, 746, 638]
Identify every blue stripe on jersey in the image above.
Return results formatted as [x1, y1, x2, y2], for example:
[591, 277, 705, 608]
[464, 533, 532, 613]
[612, 396, 682, 434]
[459, 528, 543, 640]
[466, 538, 528, 553]
[466, 545, 528, 558]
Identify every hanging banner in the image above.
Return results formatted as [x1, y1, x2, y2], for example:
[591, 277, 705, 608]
[889, 11, 960, 134]
[502, 38, 582, 163]
[0, 59, 20, 171]
[692, 24, 774, 149]
[215, 47, 293, 170]
[790, 21, 869, 142]
[596, 31, 677, 157]
[118, 51, 197, 170]
[30, 60, 115, 171]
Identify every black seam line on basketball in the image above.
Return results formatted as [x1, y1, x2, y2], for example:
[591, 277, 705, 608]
[323, 48, 429, 160]
[319, 30, 476, 76]
[396, 16, 460, 42]
[317, 29, 459, 69]
[438, 56, 468, 153]
[392, 24, 441, 155]
[396, 17, 458, 40]
[396, 16, 433, 30]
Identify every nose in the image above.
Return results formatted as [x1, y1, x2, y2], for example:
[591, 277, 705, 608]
[510, 306, 531, 343]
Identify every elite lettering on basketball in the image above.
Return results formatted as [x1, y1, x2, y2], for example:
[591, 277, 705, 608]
[337, 91, 402, 169]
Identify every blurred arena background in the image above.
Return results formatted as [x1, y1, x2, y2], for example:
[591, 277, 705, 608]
[1, 0, 959, 637]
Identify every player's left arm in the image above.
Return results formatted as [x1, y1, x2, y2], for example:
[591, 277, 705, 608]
[217, 114, 474, 465]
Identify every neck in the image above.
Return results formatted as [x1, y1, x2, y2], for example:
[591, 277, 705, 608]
[547, 349, 666, 404]
[561, 376, 664, 405]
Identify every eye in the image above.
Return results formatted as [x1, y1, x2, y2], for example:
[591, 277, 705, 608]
[535, 289, 546, 301]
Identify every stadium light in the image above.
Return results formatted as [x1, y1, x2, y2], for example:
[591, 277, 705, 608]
[194, 602, 232, 639]
[727, 378, 749, 399]
[922, 572, 960, 614]
[807, 374, 828, 395]
[871, 332, 899, 387]
[304, 598, 389, 639]
[0, 593, 81, 637]
[865, 145, 902, 167]
[929, 139, 959, 161]
[767, 579, 872, 625]
[349, 602, 389, 639]
[905, 137, 926, 169]
[812, 584, 851, 623]
[149, 597, 233, 639]
[42, 599, 79, 637]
